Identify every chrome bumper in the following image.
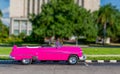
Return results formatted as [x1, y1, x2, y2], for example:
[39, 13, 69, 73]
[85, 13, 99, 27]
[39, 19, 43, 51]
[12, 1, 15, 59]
[9, 55, 15, 60]
[79, 55, 86, 60]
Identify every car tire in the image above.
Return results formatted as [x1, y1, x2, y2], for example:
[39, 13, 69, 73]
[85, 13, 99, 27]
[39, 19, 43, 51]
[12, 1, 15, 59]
[21, 59, 32, 65]
[68, 55, 78, 65]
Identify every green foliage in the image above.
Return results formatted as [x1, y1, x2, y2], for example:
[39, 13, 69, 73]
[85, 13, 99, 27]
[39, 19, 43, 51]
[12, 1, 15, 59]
[23, 32, 44, 44]
[0, 29, 23, 44]
[0, 10, 9, 43]
[74, 8, 98, 41]
[0, 10, 24, 44]
[4, 35, 23, 44]
[18, 33, 26, 39]
[0, 11, 8, 41]
[97, 4, 119, 37]
[110, 11, 120, 42]
[0, 24, 8, 38]
[29, 0, 97, 42]
[0, 10, 2, 17]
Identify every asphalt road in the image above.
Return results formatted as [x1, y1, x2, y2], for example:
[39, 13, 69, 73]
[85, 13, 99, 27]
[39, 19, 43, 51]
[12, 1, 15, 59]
[0, 61, 120, 74]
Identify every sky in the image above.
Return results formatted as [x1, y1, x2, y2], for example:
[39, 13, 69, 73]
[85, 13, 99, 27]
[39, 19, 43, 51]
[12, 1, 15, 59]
[101, 0, 120, 9]
[0, 0, 120, 26]
[0, 0, 9, 26]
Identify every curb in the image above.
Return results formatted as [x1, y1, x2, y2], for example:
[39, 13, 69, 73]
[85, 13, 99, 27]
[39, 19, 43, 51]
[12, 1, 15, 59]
[0, 60, 120, 63]
[80, 60, 120, 63]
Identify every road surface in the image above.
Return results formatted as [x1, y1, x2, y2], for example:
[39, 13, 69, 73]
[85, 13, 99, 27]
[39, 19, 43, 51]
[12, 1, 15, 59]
[0, 61, 120, 74]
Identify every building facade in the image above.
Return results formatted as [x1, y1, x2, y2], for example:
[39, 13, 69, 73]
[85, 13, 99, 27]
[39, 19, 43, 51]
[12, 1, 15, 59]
[10, 0, 100, 35]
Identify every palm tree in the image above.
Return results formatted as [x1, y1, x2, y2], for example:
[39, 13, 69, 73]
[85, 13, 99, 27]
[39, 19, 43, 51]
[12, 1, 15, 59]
[0, 10, 3, 24]
[0, 10, 9, 39]
[0, 10, 2, 17]
[97, 4, 118, 45]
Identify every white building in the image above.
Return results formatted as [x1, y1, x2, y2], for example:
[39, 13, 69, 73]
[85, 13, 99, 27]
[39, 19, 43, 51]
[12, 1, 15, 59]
[10, 0, 100, 35]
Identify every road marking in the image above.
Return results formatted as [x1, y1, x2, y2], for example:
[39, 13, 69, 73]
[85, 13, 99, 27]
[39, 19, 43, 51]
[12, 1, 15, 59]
[110, 60, 117, 63]
[85, 60, 92, 63]
[98, 60, 104, 63]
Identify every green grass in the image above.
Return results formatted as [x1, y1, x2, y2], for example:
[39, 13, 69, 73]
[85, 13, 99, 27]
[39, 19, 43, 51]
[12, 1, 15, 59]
[1, 47, 120, 55]
[82, 47, 120, 55]
[0, 56, 10, 60]
[1, 47, 120, 60]
[87, 56, 120, 60]
[0, 47, 12, 55]
[0, 56, 120, 60]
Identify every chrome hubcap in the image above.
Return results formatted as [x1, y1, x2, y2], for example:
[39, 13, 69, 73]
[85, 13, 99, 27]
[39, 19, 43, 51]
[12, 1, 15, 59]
[22, 59, 31, 64]
[69, 57, 77, 64]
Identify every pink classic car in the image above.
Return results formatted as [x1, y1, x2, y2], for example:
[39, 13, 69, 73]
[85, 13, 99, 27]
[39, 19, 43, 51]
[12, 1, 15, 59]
[10, 45, 86, 65]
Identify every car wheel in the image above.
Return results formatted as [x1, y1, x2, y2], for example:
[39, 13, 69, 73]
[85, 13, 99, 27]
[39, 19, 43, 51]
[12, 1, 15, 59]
[21, 59, 32, 65]
[68, 55, 78, 65]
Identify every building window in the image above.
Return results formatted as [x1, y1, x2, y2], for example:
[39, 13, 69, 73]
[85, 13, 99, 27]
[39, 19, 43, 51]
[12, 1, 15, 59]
[14, 20, 19, 29]
[21, 21, 27, 29]
[14, 30, 19, 35]
[28, 22, 32, 28]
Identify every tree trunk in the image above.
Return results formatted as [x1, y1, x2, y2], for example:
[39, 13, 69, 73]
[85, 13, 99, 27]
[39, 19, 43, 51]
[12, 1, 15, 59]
[76, 37, 78, 46]
[103, 22, 107, 45]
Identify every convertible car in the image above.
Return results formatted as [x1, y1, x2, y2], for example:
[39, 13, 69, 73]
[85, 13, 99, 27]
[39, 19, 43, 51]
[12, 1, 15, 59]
[10, 45, 86, 65]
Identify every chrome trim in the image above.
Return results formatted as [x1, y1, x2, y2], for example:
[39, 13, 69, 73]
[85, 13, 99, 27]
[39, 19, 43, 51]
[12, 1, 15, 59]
[9, 55, 15, 59]
[79, 55, 86, 60]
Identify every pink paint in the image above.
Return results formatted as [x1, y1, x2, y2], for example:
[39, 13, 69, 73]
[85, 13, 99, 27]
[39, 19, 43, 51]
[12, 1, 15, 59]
[10, 45, 86, 61]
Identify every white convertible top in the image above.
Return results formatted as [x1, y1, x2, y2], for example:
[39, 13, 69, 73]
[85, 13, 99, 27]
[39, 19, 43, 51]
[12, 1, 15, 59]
[26, 46, 41, 48]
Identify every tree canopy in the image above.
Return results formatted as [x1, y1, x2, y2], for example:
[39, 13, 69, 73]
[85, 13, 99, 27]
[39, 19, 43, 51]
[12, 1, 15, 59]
[97, 4, 119, 37]
[0, 10, 9, 43]
[0, 10, 2, 17]
[29, 0, 97, 41]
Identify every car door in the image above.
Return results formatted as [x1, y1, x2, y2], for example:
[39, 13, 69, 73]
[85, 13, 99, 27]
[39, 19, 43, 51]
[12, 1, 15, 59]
[37, 47, 68, 60]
